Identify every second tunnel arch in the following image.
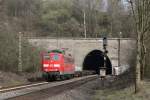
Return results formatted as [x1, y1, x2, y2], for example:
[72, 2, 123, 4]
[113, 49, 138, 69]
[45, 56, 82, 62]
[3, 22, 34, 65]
[83, 50, 112, 75]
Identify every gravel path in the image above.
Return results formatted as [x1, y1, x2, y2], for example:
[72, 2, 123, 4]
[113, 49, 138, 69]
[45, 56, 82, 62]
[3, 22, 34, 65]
[45, 78, 105, 100]
[6, 75, 97, 100]
[45, 76, 117, 100]
[6, 75, 117, 100]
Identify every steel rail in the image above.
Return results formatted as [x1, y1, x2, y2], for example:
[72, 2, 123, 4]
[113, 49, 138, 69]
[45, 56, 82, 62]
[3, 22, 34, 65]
[0, 82, 48, 92]
[0, 75, 97, 100]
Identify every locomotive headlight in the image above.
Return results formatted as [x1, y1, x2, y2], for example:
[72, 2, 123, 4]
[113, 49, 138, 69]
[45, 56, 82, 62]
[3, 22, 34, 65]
[43, 64, 49, 67]
[54, 64, 60, 67]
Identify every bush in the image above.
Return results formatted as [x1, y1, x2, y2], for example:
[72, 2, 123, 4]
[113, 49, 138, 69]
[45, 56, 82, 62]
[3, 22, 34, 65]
[0, 32, 18, 71]
[0, 32, 41, 73]
[22, 39, 41, 72]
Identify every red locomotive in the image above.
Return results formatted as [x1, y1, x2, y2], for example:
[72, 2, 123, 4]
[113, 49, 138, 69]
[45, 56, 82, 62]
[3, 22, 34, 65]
[41, 49, 75, 81]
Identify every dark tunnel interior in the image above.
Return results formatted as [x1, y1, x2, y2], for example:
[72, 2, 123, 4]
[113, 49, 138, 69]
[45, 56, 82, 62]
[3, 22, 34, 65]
[83, 50, 112, 75]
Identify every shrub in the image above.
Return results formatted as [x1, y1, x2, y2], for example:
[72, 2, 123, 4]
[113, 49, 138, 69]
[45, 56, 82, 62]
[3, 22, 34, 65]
[0, 32, 41, 73]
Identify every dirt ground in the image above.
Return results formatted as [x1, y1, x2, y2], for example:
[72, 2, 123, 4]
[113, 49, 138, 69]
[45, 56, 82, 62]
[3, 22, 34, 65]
[0, 71, 41, 88]
[45, 72, 134, 100]
[94, 81, 150, 100]
[0, 70, 136, 100]
[45, 79, 99, 100]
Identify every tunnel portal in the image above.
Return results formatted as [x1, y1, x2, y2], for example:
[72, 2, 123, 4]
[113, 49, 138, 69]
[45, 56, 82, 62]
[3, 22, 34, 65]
[83, 50, 112, 75]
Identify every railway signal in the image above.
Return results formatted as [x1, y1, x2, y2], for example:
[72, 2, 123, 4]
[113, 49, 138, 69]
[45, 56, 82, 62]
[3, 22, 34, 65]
[103, 37, 107, 47]
[118, 32, 122, 67]
[100, 37, 108, 78]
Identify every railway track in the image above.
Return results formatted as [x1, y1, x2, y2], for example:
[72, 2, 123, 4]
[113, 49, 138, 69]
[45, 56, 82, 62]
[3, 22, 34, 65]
[0, 82, 48, 93]
[0, 75, 97, 100]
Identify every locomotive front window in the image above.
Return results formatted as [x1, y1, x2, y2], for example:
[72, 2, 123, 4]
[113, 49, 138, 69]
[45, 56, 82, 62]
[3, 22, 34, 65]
[52, 54, 59, 60]
[43, 55, 50, 60]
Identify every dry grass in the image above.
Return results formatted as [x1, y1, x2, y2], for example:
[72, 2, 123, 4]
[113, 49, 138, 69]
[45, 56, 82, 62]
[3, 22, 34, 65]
[94, 81, 150, 100]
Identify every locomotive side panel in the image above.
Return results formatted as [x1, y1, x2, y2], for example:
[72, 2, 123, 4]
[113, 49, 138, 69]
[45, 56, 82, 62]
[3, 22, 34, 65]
[63, 55, 75, 75]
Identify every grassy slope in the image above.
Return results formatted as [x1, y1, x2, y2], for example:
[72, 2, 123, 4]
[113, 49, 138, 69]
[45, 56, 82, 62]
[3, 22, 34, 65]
[94, 81, 150, 100]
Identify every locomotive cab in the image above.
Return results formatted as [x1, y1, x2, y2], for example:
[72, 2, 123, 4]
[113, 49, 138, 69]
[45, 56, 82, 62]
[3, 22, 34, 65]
[42, 50, 75, 81]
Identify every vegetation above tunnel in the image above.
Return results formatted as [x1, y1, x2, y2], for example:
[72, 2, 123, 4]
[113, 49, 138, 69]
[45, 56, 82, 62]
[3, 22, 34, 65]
[0, 0, 135, 38]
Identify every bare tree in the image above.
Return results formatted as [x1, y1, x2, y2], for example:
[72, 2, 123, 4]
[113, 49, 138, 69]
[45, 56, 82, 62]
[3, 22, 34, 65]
[129, 0, 150, 93]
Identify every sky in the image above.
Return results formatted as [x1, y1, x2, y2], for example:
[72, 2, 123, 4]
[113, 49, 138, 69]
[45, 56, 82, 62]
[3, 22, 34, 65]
[102, 0, 129, 11]
[101, 0, 108, 12]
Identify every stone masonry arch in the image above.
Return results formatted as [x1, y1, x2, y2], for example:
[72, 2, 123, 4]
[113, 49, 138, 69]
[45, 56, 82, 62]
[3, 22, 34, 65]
[83, 49, 112, 74]
[28, 38, 136, 75]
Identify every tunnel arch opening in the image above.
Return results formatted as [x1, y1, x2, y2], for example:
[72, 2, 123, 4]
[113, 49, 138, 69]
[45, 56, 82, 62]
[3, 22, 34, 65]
[83, 50, 112, 75]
